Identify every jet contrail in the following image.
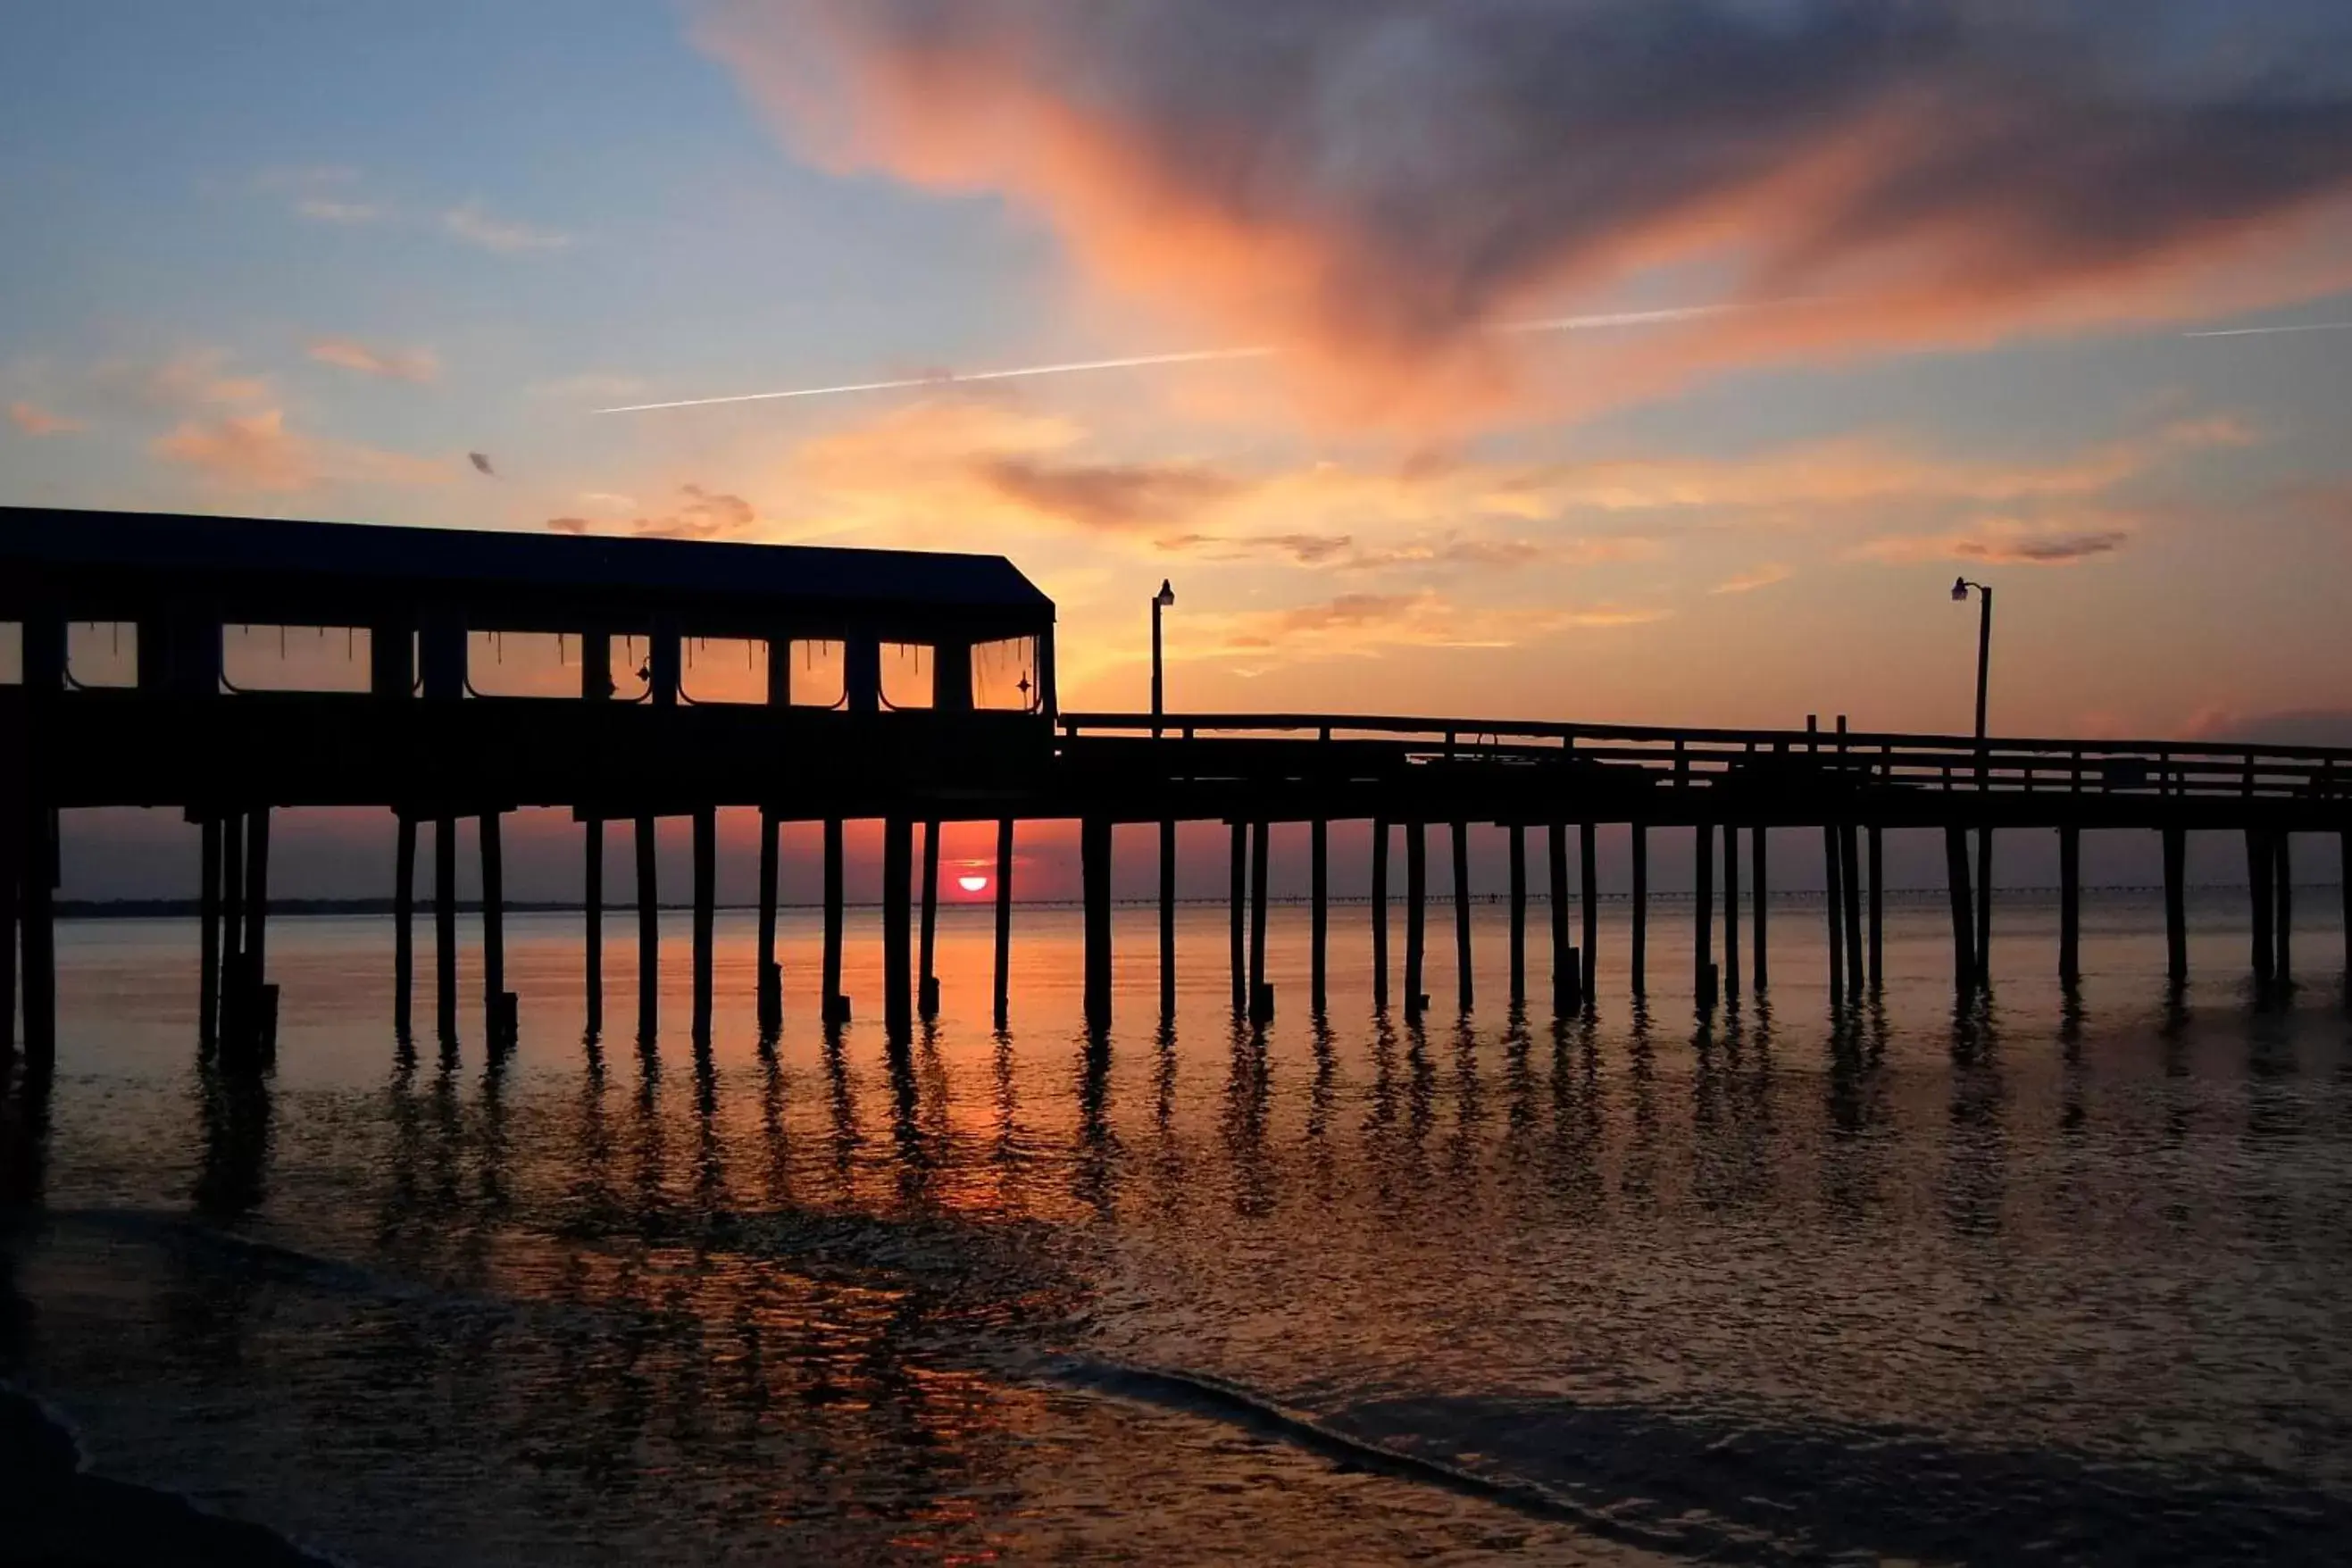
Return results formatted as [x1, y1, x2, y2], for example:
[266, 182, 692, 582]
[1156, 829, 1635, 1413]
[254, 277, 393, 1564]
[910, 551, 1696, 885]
[593, 303, 1758, 413]
[2182, 321, 2352, 338]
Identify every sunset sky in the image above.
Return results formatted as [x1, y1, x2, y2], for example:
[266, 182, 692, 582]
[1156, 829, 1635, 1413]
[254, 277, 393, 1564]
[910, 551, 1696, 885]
[8, 2, 2352, 898]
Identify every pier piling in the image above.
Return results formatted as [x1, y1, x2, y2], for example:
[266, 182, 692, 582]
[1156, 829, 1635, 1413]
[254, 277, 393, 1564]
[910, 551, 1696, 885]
[1228, 822, 1247, 1015]
[433, 814, 457, 1044]
[1405, 822, 1428, 1017]
[1451, 821, 1473, 1014]
[199, 817, 222, 1050]
[919, 819, 941, 1021]
[1250, 820, 1272, 1023]
[1630, 826, 1648, 999]
[2164, 826, 2189, 981]
[1839, 821, 1864, 989]
[1944, 824, 1976, 995]
[884, 815, 913, 1042]
[1751, 826, 1769, 992]
[995, 818, 1014, 1030]
[1693, 822, 1714, 1010]
[220, 812, 245, 1041]
[2058, 826, 2081, 986]
[1580, 822, 1598, 1004]
[756, 807, 780, 1033]
[1548, 822, 1575, 1015]
[2248, 829, 2275, 989]
[482, 808, 507, 1045]
[1823, 824, 1846, 1003]
[1722, 822, 1740, 998]
[2273, 831, 2293, 986]
[690, 805, 714, 1043]
[1371, 818, 1390, 1013]
[1158, 818, 1176, 1019]
[18, 805, 53, 1065]
[1507, 823, 1527, 1008]
[582, 817, 603, 1038]
[1976, 829, 1995, 988]
[1866, 825, 1884, 991]
[1310, 818, 1329, 1014]
[822, 818, 846, 1025]
[1082, 816, 1113, 1030]
[635, 815, 658, 1042]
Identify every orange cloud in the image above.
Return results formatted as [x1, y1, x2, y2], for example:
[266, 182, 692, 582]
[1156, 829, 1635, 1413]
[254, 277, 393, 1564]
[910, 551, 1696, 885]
[547, 483, 757, 539]
[7, 400, 81, 436]
[308, 338, 440, 383]
[154, 408, 453, 492]
[704, 3, 2352, 428]
[1711, 563, 1793, 595]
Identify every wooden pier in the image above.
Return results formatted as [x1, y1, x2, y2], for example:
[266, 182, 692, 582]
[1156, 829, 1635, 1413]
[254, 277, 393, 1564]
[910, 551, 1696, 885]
[4, 505, 2349, 1063]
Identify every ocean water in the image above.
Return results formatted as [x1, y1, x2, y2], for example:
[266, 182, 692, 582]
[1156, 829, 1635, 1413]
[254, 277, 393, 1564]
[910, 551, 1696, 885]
[4, 890, 2350, 1564]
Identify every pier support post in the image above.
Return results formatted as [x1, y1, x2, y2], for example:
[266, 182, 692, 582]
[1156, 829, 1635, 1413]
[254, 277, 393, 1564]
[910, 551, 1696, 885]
[883, 816, 913, 1043]
[995, 818, 1015, 1030]
[1630, 825, 1648, 999]
[220, 812, 245, 1044]
[2341, 829, 2351, 989]
[2247, 828, 2275, 990]
[919, 820, 942, 1021]
[1944, 824, 1976, 997]
[1082, 816, 1113, 1030]
[1, 800, 20, 1060]
[1405, 822, 1428, 1017]
[635, 815, 659, 1041]
[1866, 825, 1884, 991]
[1548, 822, 1575, 1016]
[1976, 829, 1995, 988]
[2273, 831, 2293, 987]
[822, 818, 846, 1025]
[199, 817, 222, 1051]
[393, 814, 415, 1040]
[1451, 821, 1473, 1014]
[1751, 827, 1770, 993]
[2163, 826, 2189, 982]
[241, 807, 272, 1052]
[1580, 822, 1598, 1004]
[1158, 818, 1176, 1019]
[436, 814, 458, 1045]
[1229, 822, 1247, 1015]
[1507, 824, 1527, 1008]
[755, 807, 780, 1033]
[1371, 819, 1390, 1013]
[1250, 820, 1273, 1023]
[1839, 821, 1864, 989]
[691, 805, 715, 1043]
[1697, 822, 1721, 1008]
[1722, 823, 1740, 998]
[482, 808, 508, 1047]
[583, 818, 603, 1038]
[2058, 825, 2081, 986]
[16, 805, 53, 1066]
[1310, 818, 1329, 1015]
[1823, 824, 1846, 1003]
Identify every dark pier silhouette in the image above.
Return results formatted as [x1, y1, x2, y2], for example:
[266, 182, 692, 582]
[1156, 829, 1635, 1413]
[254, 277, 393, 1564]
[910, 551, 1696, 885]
[5, 505, 2350, 1064]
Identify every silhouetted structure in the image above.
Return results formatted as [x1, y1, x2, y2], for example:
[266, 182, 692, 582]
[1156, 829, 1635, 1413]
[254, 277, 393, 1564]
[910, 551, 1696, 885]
[4, 505, 2348, 1060]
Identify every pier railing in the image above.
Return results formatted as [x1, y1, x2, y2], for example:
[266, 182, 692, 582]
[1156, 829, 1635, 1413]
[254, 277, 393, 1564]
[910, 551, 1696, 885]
[1059, 713, 2352, 803]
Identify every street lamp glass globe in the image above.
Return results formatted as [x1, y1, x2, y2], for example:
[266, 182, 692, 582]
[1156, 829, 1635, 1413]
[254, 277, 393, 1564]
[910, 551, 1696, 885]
[1951, 577, 1969, 602]
[1155, 580, 1176, 607]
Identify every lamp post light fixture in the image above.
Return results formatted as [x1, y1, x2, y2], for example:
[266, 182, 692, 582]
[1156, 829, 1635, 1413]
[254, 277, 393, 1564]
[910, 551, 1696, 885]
[1151, 580, 1176, 736]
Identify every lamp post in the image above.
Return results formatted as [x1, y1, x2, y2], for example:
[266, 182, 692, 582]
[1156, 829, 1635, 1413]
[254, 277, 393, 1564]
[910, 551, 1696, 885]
[1151, 580, 1175, 736]
[1951, 577, 1992, 740]
[1952, 577, 1994, 985]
